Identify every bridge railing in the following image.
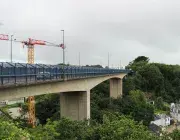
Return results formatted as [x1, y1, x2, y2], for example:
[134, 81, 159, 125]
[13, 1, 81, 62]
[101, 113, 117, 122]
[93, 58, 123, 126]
[0, 62, 129, 86]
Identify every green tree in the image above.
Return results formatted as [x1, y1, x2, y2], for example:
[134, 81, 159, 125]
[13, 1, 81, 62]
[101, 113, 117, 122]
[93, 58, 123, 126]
[35, 93, 60, 124]
[155, 97, 164, 110]
[28, 113, 158, 140]
[126, 56, 149, 71]
[138, 64, 164, 94]
[91, 112, 157, 140]
[0, 119, 30, 140]
[28, 120, 60, 140]
[133, 56, 150, 63]
[120, 90, 154, 126]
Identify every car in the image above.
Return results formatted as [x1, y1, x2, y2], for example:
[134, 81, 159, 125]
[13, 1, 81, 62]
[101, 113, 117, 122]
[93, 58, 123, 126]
[37, 72, 51, 80]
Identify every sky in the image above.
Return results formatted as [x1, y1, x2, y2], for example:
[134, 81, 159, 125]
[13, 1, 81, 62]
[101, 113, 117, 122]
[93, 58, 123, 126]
[0, 0, 180, 67]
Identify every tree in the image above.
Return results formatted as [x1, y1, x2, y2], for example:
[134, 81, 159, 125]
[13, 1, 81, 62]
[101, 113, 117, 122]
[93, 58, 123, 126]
[123, 90, 154, 126]
[28, 113, 158, 140]
[126, 56, 149, 71]
[91, 112, 158, 140]
[134, 56, 150, 63]
[0, 119, 30, 139]
[138, 64, 164, 93]
[28, 120, 60, 140]
[155, 97, 164, 110]
[35, 94, 60, 124]
[123, 76, 136, 95]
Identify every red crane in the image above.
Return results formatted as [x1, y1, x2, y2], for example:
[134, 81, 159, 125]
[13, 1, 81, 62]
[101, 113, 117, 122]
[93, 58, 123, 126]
[0, 34, 64, 127]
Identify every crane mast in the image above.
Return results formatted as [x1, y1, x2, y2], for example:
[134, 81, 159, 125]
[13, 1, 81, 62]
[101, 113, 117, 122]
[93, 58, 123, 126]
[28, 45, 34, 64]
[27, 44, 35, 128]
[23, 38, 46, 128]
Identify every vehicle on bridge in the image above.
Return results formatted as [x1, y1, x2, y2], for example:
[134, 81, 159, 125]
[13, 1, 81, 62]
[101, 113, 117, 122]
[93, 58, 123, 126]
[37, 72, 51, 80]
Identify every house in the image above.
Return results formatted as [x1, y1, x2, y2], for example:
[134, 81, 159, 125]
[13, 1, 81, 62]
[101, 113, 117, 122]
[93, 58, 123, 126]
[170, 103, 180, 121]
[151, 114, 171, 127]
[149, 114, 171, 135]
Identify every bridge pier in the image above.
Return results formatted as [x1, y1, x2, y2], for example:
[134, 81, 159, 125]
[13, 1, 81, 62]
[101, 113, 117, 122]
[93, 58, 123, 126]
[60, 90, 90, 120]
[110, 78, 122, 98]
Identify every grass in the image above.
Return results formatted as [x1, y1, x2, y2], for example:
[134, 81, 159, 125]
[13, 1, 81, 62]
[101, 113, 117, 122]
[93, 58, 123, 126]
[164, 102, 170, 108]
[154, 109, 169, 115]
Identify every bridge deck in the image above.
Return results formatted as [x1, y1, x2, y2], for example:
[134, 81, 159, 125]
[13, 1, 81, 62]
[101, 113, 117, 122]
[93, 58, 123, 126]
[0, 62, 129, 87]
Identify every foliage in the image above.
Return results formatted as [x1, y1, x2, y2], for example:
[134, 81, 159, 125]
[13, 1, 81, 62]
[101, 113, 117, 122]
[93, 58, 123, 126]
[133, 56, 150, 63]
[28, 114, 158, 140]
[126, 56, 149, 71]
[113, 90, 154, 126]
[28, 120, 60, 140]
[91, 87, 154, 126]
[155, 97, 165, 110]
[35, 93, 60, 124]
[0, 119, 30, 140]
[125, 56, 180, 103]
[96, 112, 157, 140]
[138, 64, 164, 93]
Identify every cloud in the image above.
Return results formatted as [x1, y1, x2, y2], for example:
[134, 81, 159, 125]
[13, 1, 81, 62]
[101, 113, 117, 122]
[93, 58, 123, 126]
[0, 0, 180, 66]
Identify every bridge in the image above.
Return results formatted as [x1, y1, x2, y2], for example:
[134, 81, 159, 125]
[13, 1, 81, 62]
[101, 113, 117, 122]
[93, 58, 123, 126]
[0, 62, 129, 120]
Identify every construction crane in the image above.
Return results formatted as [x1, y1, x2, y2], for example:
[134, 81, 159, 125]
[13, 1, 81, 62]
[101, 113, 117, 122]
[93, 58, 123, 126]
[21, 38, 47, 128]
[22, 38, 63, 128]
[0, 34, 64, 128]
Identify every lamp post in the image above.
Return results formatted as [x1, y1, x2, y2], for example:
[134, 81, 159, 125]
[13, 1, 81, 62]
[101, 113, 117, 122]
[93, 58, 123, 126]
[79, 52, 80, 66]
[61, 30, 65, 80]
[10, 35, 13, 63]
[108, 53, 109, 68]
[61, 30, 65, 65]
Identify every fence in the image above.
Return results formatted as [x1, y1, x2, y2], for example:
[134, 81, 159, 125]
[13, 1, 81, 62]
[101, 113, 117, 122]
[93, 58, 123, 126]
[0, 62, 129, 86]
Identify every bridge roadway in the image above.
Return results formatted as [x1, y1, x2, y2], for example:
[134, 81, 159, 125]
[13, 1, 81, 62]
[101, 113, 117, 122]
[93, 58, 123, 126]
[0, 62, 128, 87]
[0, 62, 129, 121]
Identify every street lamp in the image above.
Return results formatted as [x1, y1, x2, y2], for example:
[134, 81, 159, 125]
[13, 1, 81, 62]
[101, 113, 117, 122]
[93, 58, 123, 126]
[61, 30, 65, 80]
[79, 52, 80, 66]
[10, 35, 13, 63]
[10, 35, 16, 63]
[61, 30, 65, 65]
[108, 52, 109, 68]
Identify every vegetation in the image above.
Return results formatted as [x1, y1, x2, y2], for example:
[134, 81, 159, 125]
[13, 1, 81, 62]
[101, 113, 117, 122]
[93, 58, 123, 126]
[35, 94, 60, 124]
[1, 56, 180, 139]
[125, 56, 180, 103]
[0, 118, 30, 139]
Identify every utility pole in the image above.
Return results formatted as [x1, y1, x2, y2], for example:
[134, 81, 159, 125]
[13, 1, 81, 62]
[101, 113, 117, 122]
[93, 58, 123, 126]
[61, 30, 65, 80]
[120, 60, 121, 69]
[79, 52, 80, 66]
[10, 35, 13, 63]
[108, 53, 109, 68]
[61, 30, 65, 65]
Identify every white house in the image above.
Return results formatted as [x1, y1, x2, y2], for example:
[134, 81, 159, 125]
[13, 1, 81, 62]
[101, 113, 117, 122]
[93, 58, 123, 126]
[151, 114, 171, 127]
[170, 103, 180, 121]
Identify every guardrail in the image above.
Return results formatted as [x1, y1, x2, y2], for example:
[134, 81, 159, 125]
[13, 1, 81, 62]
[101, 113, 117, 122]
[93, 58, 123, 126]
[0, 62, 129, 86]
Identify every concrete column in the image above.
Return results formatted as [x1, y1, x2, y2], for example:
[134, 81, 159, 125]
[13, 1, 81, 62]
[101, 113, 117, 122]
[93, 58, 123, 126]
[110, 78, 122, 98]
[60, 90, 90, 121]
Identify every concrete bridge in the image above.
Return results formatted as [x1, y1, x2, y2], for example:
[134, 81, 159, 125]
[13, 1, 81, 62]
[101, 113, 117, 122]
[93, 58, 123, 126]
[0, 62, 129, 120]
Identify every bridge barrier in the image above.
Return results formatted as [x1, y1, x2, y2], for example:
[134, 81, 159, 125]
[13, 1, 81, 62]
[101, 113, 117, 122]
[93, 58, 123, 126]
[0, 62, 129, 86]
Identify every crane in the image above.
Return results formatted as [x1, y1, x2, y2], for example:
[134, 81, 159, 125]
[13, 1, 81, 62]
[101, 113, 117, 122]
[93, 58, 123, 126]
[22, 38, 47, 128]
[22, 38, 64, 128]
[0, 34, 64, 128]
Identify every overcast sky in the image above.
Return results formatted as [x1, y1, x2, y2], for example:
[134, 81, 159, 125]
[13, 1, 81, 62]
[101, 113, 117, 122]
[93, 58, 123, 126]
[0, 0, 180, 67]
